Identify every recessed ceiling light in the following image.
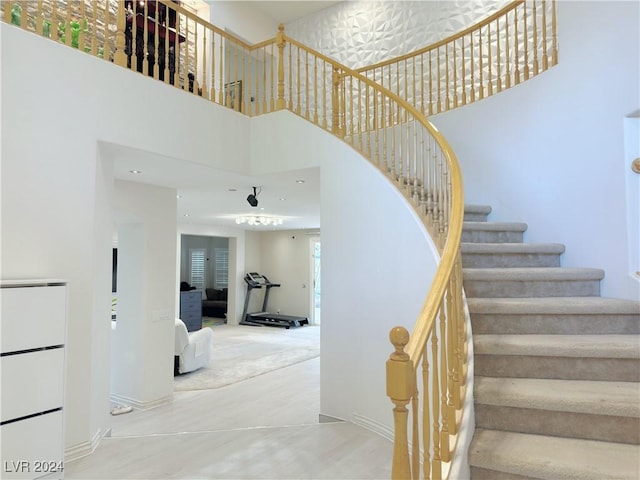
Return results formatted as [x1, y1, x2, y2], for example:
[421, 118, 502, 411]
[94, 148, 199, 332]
[129, 169, 142, 174]
[228, 188, 237, 192]
[279, 197, 286, 201]
[184, 213, 190, 217]
[176, 194, 182, 199]
[296, 180, 305, 184]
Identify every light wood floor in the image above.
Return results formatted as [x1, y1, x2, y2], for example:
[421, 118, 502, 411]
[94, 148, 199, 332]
[65, 355, 393, 479]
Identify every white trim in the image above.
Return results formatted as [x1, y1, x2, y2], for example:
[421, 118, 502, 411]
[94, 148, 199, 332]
[352, 413, 394, 442]
[65, 427, 110, 462]
[446, 293, 476, 480]
[109, 393, 174, 411]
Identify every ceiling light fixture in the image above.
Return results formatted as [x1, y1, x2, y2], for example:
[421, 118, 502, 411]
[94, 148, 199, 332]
[235, 215, 283, 227]
[129, 169, 142, 174]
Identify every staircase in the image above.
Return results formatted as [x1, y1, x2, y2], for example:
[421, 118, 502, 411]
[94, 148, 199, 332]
[462, 205, 640, 480]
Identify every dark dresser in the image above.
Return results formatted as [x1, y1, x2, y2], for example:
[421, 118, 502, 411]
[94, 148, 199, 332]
[180, 290, 202, 332]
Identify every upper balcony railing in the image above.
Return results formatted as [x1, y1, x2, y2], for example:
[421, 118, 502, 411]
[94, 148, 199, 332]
[3, 2, 559, 478]
[356, 0, 558, 116]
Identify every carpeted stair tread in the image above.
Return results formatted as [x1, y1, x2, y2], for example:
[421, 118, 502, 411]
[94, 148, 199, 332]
[461, 243, 566, 268]
[467, 296, 640, 315]
[474, 334, 640, 358]
[470, 429, 640, 480]
[464, 221, 527, 232]
[475, 377, 640, 417]
[461, 243, 566, 254]
[463, 267, 605, 281]
[464, 202, 640, 475]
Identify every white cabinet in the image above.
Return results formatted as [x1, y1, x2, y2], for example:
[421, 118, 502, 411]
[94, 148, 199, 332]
[1, 280, 67, 480]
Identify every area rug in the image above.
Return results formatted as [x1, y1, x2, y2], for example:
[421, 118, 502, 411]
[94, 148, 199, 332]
[202, 317, 226, 328]
[173, 324, 320, 391]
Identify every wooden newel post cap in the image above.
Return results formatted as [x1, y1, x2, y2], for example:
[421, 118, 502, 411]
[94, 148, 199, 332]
[390, 326, 409, 351]
[389, 327, 409, 360]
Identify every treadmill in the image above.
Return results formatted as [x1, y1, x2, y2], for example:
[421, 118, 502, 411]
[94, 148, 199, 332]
[240, 272, 309, 328]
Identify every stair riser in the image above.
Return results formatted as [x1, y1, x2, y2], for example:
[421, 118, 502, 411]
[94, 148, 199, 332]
[464, 279, 601, 298]
[474, 355, 640, 382]
[464, 212, 489, 222]
[462, 253, 561, 268]
[475, 405, 640, 444]
[469, 314, 640, 335]
[462, 231, 523, 243]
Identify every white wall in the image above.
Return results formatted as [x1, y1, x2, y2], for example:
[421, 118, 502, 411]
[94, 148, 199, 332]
[111, 181, 177, 408]
[431, 1, 640, 300]
[89, 145, 115, 447]
[250, 110, 342, 174]
[623, 116, 639, 281]
[250, 113, 441, 429]
[244, 230, 262, 274]
[320, 146, 439, 430]
[1, 23, 247, 454]
[2, 16, 441, 454]
[259, 229, 317, 319]
[209, 1, 279, 43]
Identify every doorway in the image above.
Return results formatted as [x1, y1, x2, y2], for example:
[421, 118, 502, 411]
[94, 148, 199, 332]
[310, 238, 321, 324]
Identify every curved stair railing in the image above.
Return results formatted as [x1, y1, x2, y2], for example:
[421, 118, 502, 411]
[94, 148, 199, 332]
[3, 2, 524, 478]
[356, 0, 558, 116]
[272, 35, 468, 479]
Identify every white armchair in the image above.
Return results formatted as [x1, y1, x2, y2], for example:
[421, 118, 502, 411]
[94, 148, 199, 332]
[174, 318, 213, 374]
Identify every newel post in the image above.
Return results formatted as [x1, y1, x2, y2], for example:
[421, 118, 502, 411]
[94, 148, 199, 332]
[276, 23, 286, 110]
[387, 326, 413, 480]
[113, 0, 127, 67]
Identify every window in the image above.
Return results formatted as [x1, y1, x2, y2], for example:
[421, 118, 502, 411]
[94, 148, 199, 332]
[214, 248, 228, 288]
[189, 249, 206, 290]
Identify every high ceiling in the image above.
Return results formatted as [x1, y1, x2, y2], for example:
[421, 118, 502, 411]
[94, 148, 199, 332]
[107, 142, 321, 232]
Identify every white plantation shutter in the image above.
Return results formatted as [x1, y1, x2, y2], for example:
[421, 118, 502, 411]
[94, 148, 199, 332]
[214, 248, 229, 288]
[189, 249, 206, 289]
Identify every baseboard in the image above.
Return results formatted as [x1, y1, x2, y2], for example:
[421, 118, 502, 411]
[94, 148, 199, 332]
[352, 413, 394, 442]
[65, 427, 110, 463]
[109, 392, 173, 410]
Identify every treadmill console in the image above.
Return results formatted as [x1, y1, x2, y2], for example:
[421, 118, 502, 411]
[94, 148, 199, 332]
[244, 272, 280, 288]
[245, 272, 266, 288]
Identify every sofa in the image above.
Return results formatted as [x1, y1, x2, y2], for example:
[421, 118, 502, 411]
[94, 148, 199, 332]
[174, 318, 213, 375]
[202, 288, 228, 318]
